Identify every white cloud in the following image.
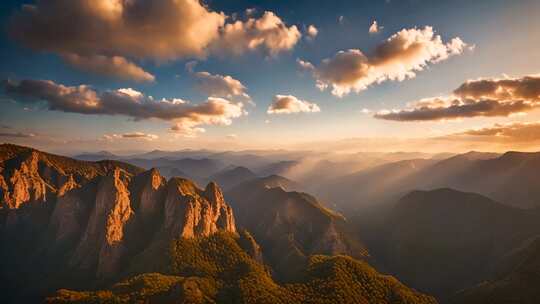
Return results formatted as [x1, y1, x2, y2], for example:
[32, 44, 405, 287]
[213, 11, 301, 56]
[170, 97, 245, 137]
[306, 25, 318, 40]
[369, 21, 382, 34]
[299, 26, 471, 97]
[267, 94, 321, 114]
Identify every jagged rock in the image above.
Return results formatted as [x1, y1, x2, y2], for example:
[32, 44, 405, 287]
[136, 168, 166, 224]
[162, 178, 236, 239]
[0, 144, 238, 286]
[70, 168, 134, 278]
[1, 151, 49, 209]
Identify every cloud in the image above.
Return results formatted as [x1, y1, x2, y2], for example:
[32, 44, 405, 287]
[369, 21, 382, 34]
[193, 71, 252, 104]
[8, 1, 300, 79]
[446, 121, 540, 143]
[375, 74, 540, 121]
[298, 26, 470, 97]
[185, 60, 198, 73]
[267, 95, 320, 114]
[0, 131, 35, 138]
[9, 0, 225, 60]
[306, 25, 318, 40]
[3, 79, 245, 136]
[102, 132, 158, 141]
[170, 97, 245, 136]
[213, 11, 301, 56]
[63, 54, 155, 82]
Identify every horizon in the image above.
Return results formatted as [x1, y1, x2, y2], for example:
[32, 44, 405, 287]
[1, 0, 540, 153]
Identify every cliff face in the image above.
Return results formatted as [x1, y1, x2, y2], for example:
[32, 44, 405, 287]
[0, 144, 236, 281]
[162, 179, 236, 239]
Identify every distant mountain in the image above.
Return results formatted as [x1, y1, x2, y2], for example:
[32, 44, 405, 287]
[207, 166, 258, 190]
[234, 174, 301, 192]
[321, 159, 437, 211]
[226, 176, 368, 280]
[132, 149, 216, 160]
[122, 157, 226, 182]
[321, 151, 540, 211]
[255, 160, 300, 176]
[73, 150, 119, 161]
[369, 188, 540, 299]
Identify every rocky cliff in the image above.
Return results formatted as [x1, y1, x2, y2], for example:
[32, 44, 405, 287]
[0, 144, 237, 287]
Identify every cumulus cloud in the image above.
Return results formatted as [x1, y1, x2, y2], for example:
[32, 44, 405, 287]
[63, 54, 155, 82]
[170, 97, 245, 136]
[306, 25, 318, 40]
[375, 74, 540, 121]
[194, 71, 252, 104]
[213, 11, 301, 56]
[298, 26, 470, 97]
[267, 95, 320, 114]
[3, 79, 245, 136]
[8, 1, 300, 79]
[369, 21, 382, 34]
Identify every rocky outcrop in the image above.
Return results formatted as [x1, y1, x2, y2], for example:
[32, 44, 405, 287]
[162, 178, 236, 239]
[69, 169, 134, 278]
[0, 144, 237, 283]
[1, 151, 49, 209]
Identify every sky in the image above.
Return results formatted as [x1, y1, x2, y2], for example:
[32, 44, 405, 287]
[1, 0, 540, 153]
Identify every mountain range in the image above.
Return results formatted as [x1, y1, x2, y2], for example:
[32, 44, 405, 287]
[0, 144, 436, 303]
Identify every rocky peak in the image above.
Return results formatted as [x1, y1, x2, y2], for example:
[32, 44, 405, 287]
[162, 178, 236, 239]
[203, 181, 224, 206]
[70, 168, 134, 278]
[0, 144, 238, 282]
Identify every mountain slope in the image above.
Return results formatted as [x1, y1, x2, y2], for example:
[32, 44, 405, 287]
[207, 166, 258, 190]
[371, 188, 540, 299]
[47, 232, 437, 304]
[226, 176, 368, 280]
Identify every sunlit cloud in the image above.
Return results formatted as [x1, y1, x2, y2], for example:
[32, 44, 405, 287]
[299, 26, 471, 97]
[212, 11, 301, 56]
[375, 74, 540, 121]
[193, 71, 252, 104]
[8, 1, 301, 80]
[3, 79, 246, 137]
[267, 94, 320, 114]
[369, 20, 382, 34]
[446, 121, 540, 142]
[63, 53, 155, 82]
[306, 25, 318, 40]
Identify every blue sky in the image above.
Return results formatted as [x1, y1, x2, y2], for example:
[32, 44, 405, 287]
[1, 0, 539, 153]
